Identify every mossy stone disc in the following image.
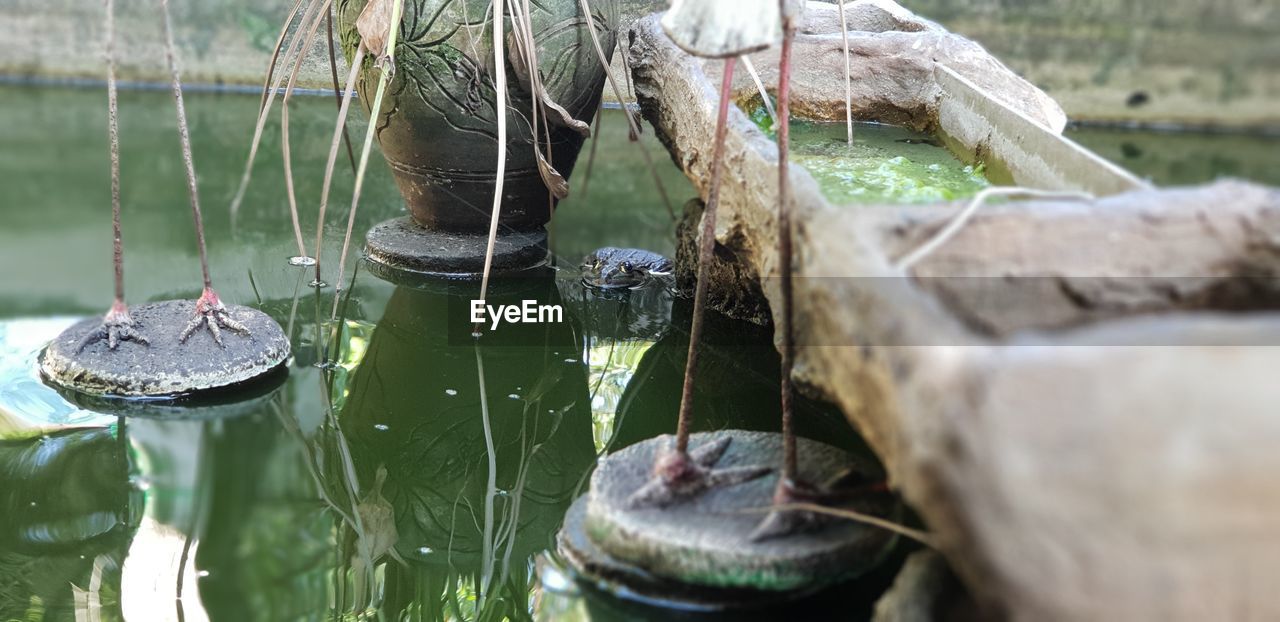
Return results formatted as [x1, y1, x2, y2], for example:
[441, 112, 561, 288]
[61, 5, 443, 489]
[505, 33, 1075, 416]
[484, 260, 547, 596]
[364, 216, 548, 279]
[580, 430, 899, 594]
[40, 300, 290, 398]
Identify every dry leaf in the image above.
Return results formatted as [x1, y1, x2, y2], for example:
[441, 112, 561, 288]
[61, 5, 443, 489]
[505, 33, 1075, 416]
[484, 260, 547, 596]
[357, 0, 394, 58]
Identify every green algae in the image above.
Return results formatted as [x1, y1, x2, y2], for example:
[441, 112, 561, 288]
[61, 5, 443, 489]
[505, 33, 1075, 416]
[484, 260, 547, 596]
[748, 104, 990, 204]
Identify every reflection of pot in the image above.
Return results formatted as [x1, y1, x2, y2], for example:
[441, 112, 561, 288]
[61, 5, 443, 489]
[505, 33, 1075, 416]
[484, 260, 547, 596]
[609, 301, 873, 457]
[340, 276, 595, 567]
[337, 0, 618, 232]
[0, 426, 134, 621]
[0, 427, 134, 555]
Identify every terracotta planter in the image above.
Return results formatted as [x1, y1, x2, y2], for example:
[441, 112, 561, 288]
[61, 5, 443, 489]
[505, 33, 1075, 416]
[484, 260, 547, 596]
[338, 0, 619, 233]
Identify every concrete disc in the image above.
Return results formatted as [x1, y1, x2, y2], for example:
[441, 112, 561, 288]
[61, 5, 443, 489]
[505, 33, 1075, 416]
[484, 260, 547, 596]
[559, 496, 802, 611]
[364, 216, 548, 280]
[40, 300, 290, 398]
[575, 430, 899, 594]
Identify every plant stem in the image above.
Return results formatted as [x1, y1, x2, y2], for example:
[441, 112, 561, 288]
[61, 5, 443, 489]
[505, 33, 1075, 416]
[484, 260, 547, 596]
[325, 3, 357, 173]
[282, 0, 332, 262]
[314, 47, 366, 287]
[741, 55, 777, 127]
[778, 7, 797, 482]
[332, 0, 404, 317]
[675, 57, 737, 456]
[837, 0, 853, 144]
[577, 0, 676, 221]
[259, 0, 306, 115]
[580, 99, 603, 202]
[230, 0, 328, 228]
[105, 0, 125, 304]
[160, 0, 212, 290]
[477, 0, 510, 314]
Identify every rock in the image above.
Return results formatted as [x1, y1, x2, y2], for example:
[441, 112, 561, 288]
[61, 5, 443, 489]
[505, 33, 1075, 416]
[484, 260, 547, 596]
[575, 431, 898, 594]
[801, 0, 942, 35]
[705, 1, 1067, 133]
[40, 300, 289, 398]
[674, 199, 772, 325]
[872, 551, 981, 622]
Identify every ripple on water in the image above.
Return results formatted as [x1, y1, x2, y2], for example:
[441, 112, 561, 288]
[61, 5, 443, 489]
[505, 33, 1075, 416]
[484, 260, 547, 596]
[0, 317, 116, 432]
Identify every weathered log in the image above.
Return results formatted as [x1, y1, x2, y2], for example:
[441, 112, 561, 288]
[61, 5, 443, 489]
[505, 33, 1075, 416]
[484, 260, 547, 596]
[876, 181, 1280, 336]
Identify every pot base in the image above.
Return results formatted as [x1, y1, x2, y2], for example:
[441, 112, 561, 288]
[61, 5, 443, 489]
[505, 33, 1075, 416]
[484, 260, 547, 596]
[363, 216, 549, 281]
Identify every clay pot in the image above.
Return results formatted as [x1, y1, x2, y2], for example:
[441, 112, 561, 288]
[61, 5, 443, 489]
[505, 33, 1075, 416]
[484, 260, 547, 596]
[338, 0, 619, 233]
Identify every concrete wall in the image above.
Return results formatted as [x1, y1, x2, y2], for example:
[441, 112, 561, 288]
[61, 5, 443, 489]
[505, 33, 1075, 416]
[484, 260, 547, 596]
[3, 0, 1277, 128]
[907, 0, 1280, 128]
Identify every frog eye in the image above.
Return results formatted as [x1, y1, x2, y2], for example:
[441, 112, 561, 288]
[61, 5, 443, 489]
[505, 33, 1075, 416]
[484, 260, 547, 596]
[619, 262, 633, 273]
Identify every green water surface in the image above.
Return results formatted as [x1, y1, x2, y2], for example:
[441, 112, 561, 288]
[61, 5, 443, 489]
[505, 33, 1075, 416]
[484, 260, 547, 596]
[749, 107, 989, 204]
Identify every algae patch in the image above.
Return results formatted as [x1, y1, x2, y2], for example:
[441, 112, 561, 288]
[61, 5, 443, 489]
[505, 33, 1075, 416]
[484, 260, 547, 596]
[749, 105, 989, 204]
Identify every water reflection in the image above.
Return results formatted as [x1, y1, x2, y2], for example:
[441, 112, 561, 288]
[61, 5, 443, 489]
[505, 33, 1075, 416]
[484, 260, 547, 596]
[0, 83, 902, 620]
[0, 424, 135, 621]
[0, 256, 904, 621]
[334, 275, 596, 620]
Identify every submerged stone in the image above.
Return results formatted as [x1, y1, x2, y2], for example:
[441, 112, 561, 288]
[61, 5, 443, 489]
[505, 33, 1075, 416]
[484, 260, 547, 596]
[363, 216, 549, 281]
[561, 430, 899, 604]
[40, 300, 289, 398]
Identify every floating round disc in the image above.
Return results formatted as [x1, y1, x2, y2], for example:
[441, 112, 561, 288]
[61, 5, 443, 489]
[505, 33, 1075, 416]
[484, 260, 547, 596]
[566, 430, 898, 599]
[39, 300, 290, 398]
[364, 216, 548, 280]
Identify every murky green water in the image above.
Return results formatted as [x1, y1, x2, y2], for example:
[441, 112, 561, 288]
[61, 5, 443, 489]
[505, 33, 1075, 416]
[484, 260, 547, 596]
[0, 85, 899, 621]
[1067, 126, 1280, 187]
[748, 106, 989, 204]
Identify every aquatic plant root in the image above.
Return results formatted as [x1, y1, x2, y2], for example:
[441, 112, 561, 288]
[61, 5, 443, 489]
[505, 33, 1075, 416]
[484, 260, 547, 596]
[750, 473, 889, 542]
[78, 301, 149, 352]
[180, 288, 251, 347]
[625, 437, 770, 509]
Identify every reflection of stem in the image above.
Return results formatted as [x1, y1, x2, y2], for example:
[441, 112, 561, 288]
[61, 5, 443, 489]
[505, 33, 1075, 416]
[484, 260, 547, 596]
[175, 422, 212, 622]
[270, 400, 357, 529]
[587, 337, 616, 407]
[285, 251, 306, 342]
[474, 343, 499, 610]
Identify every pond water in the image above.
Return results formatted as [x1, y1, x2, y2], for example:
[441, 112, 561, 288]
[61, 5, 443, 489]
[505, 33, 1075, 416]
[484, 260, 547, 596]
[1067, 125, 1280, 188]
[0, 85, 900, 621]
[748, 105, 989, 204]
[4, 83, 1275, 621]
